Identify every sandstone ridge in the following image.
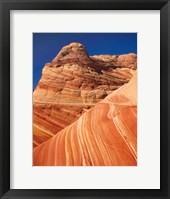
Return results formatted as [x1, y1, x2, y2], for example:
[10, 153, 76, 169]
[33, 42, 137, 147]
[34, 72, 137, 166]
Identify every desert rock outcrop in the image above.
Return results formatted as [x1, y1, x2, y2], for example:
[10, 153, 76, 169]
[33, 42, 137, 147]
[34, 71, 137, 166]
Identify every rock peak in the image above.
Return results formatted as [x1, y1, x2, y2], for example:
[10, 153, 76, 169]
[52, 42, 90, 63]
[68, 42, 85, 48]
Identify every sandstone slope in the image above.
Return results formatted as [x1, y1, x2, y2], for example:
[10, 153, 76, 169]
[33, 42, 137, 147]
[34, 71, 137, 166]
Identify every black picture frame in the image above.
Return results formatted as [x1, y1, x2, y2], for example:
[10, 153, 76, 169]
[0, 0, 169, 198]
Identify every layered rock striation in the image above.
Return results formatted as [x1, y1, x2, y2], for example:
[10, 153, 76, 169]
[33, 42, 137, 147]
[34, 71, 137, 166]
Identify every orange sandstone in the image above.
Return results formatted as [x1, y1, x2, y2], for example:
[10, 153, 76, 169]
[33, 42, 137, 147]
[33, 71, 137, 166]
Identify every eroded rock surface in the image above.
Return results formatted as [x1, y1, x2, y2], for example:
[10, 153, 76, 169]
[33, 42, 137, 147]
[34, 72, 137, 166]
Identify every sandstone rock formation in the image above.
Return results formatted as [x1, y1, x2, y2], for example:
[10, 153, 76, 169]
[33, 71, 137, 166]
[33, 42, 137, 147]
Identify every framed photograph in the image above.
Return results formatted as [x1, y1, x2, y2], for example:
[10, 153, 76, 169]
[0, 0, 169, 198]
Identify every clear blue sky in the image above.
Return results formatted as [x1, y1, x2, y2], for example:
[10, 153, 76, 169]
[33, 33, 137, 89]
